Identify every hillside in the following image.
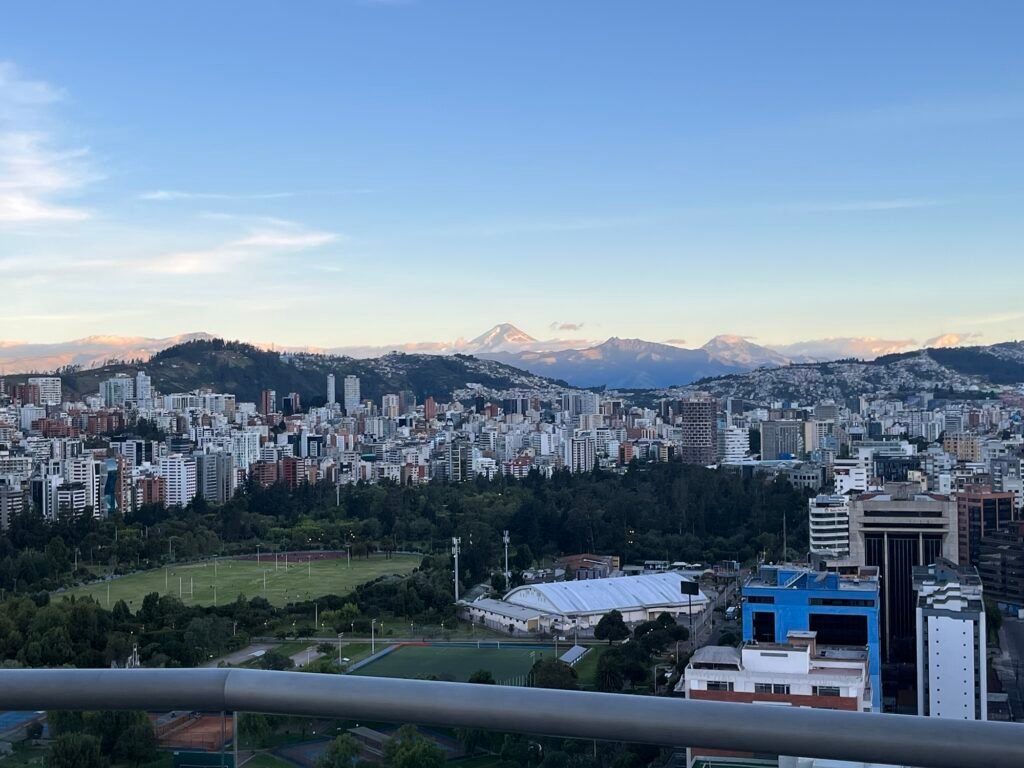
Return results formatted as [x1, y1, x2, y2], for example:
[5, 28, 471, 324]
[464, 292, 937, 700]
[12, 339, 567, 404]
[684, 343, 1024, 401]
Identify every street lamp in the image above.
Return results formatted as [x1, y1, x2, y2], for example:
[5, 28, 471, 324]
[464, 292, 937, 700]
[371, 619, 377, 654]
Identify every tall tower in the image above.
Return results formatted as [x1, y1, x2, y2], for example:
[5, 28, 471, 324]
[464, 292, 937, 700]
[327, 374, 336, 406]
[343, 375, 361, 414]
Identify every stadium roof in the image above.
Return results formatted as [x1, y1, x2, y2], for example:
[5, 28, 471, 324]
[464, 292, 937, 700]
[503, 572, 708, 616]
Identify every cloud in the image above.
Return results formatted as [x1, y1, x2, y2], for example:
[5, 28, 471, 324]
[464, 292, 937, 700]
[139, 190, 293, 201]
[145, 225, 338, 275]
[0, 64, 95, 224]
[924, 332, 982, 348]
[662, 338, 688, 347]
[549, 321, 585, 332]
[770, 337, 917, 361]
[780, 199, 942, 213]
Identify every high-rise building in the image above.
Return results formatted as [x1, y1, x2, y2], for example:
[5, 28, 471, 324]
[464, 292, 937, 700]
[716, 424, 749, 463]
[424, 396, 437, 421]
[679, 395, 717, 465]
[259, 389, 276, 416]
[914, 559, 987, 720]
[27, 377, 62, 406]
[101, 375, 135, 408]
[808, 494, 851, 561]
[196, 451, 236, 504]
[741, 564, 881, 711]
[760, 419, 804, 460]
[446, 438, 472, 482]
[568, 435, 596, 473]
[343, 375, 361, 414]
[0, 483, 25, 531]
[326, 374, 336, 406]
[13, 383, 41, 406]
[977, 521, 1024, 613]
[848, 484, 958, 661]
[159, 454, 198, 508]
[956, 487, 1017, 567]
[134, 371, 152, 406]
[382, 394, 400, 419]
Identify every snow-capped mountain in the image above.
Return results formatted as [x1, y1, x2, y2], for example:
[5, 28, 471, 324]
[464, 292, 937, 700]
[0, 333, 216, 373]
[700, 335, 793, 368]
[463, 323, 541, 354]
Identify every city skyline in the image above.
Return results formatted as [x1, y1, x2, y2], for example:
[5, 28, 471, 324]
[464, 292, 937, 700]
[3, 2, 1024, 347]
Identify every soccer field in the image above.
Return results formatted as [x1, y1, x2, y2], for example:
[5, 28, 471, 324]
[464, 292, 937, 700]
[57, 554, 419, 609]
[352, 643, 559, 684]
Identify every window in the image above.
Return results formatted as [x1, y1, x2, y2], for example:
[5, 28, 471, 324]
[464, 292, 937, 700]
[747, 595, 775, 604]
[754, 683, 790, 695]
[706, 680, 734, 692]
[814, 685, 841, 697]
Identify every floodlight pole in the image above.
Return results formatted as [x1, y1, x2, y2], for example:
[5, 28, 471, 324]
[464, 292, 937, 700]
[503, 530, 510, 590]
[452, 537, 462, 602]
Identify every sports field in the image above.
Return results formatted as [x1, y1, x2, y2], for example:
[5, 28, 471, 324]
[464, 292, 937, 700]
[57, 554, 419, 609]
[352, 643, 559, 685]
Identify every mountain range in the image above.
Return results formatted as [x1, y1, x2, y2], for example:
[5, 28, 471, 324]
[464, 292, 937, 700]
[0, 324, 1008, 389]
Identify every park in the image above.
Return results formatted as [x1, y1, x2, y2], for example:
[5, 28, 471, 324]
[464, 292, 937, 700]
[58, 553, 420, 609]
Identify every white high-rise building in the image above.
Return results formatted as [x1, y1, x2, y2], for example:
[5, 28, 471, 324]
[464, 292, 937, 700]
[832, 449, 872, 496]
[135, 371, 152, 406]
[914, 559, 987, 721]
[343, 375, 361, 413]
[63, 457, 100, 513]
[808, 494, 851, 560]
[327, 374, 336, 406]
[159, 454, 198, 508]
[27, 377, 62, 406]
[717, 425, 749, 463]
[230, 429, 262, 470]
[101, 375, 135, 408]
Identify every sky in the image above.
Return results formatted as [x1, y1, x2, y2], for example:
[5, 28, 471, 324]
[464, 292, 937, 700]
[1, 0, 1023, 351]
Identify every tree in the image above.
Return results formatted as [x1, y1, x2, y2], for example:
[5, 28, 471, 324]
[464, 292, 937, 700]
[317, 733, 362, 768]
[596, 649, 625, 692]
[531, 658, 578, 690]
[468, 669, 495, 685]
[239, 713, 273, 747]
[48, 733, 103, 768]
[114, 721, 157, 767]
[384, 724, 445, 768]
[594, 610, 629, 646]
[26, 721, 43, 742]
[46, 711, 85, 738]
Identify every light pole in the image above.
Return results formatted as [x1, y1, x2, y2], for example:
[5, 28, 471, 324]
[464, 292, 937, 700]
[338, 634, 343, 667]
[257, 544, 261, 564]
[451, 537, 462, 602]
[371, 619, 376, 654]
[503, 530, 510, 591]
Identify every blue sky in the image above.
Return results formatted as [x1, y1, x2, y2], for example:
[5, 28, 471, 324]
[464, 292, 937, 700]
[2, 1, 1023, 350]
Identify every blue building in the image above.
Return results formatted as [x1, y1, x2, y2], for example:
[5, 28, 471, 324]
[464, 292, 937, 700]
[742, 564, 881, 711]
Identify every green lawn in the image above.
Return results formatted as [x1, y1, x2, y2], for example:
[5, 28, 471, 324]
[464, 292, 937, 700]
[571, 645, 608, 689]
[352, 644, 558, 684]
[56, 554, 419, 609]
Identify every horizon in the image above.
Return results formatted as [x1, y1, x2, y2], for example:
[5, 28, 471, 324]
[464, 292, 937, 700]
[3, 2, 1024, 348]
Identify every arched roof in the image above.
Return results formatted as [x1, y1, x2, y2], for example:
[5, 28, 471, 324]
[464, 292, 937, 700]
[504, 572, 708, 615]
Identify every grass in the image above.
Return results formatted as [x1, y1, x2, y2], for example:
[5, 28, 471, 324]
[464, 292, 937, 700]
[56, 554, 419, 609]
[352, 643, 558, 684]
[570, 644, 607, 689]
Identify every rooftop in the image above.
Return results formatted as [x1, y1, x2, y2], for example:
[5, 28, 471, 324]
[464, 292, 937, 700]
[504, 571, 708, 615]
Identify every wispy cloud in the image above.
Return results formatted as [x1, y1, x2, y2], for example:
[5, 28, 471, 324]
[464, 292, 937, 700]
[663, 338, 688, 347]
[779, 199, 942, 213]
[139, 190, 294, 201]
[0, 63, 95, 224]
[144, 224, 339, 275]
[549, 321, 585, 332]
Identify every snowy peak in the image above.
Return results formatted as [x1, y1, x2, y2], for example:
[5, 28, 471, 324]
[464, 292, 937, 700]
[701, 335, 790, 368]
[465, 323, 539, 353]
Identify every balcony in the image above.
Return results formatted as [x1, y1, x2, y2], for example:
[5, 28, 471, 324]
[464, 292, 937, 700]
[1, 668, 1022, 768]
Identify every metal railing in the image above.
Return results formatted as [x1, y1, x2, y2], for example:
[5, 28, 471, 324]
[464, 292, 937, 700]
[1, 668, 1021, 768]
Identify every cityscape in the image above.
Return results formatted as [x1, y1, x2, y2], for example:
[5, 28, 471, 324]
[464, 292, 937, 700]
[2, 3, 1024, 768]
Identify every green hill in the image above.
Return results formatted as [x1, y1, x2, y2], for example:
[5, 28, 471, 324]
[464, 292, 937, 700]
[16, 339, 566, 404]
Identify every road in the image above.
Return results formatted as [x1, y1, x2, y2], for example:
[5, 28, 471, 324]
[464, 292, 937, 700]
[202, 643, 273, 667]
